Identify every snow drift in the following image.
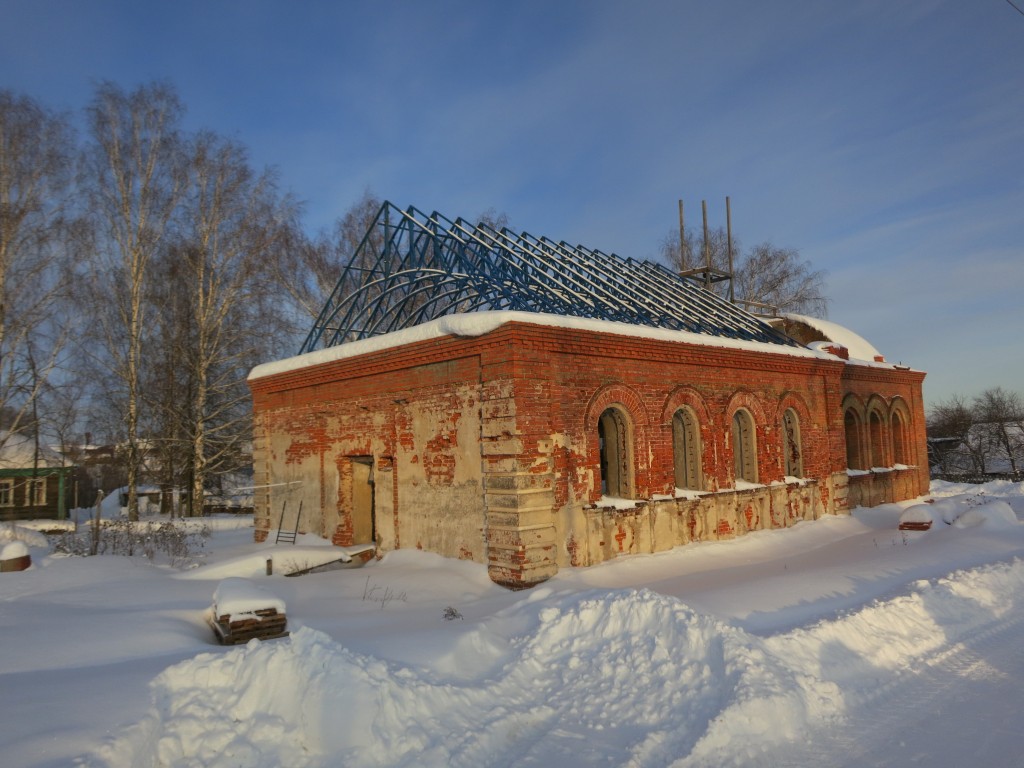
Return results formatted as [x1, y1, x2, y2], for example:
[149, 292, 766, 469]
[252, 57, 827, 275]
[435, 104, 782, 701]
[109, 557, 1024, 768]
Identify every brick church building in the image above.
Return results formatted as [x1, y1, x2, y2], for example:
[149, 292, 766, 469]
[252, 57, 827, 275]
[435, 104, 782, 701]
[249, 204, 927, 588]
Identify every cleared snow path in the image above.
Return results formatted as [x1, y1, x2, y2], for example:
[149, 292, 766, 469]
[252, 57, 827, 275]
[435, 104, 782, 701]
[764, 612, 1024, 767]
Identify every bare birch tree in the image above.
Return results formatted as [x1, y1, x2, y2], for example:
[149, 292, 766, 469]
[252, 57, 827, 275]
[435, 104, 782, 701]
[928, 389, 1024, 475]
[974, 387, 1024, 474]
[143, 252, 192, 515]
[734, 243, 828, 318]
[928, 394, 986, 473]
[277, 189, 383, 325]
[82, 82, 184, 520]
[0, 90, 73, 453]
[661, 226, 728, 276]
[170, 131, 296, 515]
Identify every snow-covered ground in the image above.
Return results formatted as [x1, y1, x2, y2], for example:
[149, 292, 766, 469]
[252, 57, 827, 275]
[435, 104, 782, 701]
[3, 481, 1024, 767]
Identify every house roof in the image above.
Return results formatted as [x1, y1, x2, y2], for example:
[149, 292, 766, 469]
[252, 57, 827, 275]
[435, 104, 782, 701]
[0, 431, 68, 470]
[301, 202, 798, 353]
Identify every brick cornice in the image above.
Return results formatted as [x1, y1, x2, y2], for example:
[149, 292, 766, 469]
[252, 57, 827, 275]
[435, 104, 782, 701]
[841, 365, 926, 386]
[492, 321, 847, 377]
[249, 319, 921, 396]
[249, 335, 503, 395]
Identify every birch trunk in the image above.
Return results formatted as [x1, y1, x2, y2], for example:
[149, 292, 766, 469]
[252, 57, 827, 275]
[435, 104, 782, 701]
[84, 83, 183, 521]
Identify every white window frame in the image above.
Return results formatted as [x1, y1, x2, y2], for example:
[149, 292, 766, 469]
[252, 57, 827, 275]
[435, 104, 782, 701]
[0, 479, 14, 507]
[28, 477, 47, 506]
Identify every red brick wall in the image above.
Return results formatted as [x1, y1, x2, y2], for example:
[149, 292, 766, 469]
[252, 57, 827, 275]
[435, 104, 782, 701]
[840, 364, 930, 497]
[485, 322, 849, 503]
[250, 318, 928, 585]
[251, 343, 491, 561]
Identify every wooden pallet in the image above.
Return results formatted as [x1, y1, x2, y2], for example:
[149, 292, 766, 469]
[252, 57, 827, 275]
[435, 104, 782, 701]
[211, 607, 289, 645]
[898, 520, 933, 531]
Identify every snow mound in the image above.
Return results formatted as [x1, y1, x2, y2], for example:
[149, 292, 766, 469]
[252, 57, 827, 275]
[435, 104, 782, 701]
[1, 541, 29, 559]
[100, 557, 1024, 767]
[115, 589, 842, 767]
[899, 498, 1020, 530]
[0, 524, 48, 549]
[951, 500, 1018, 529]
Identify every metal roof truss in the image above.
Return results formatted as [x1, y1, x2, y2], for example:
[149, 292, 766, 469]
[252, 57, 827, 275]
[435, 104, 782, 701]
[300, 201, 796, 353]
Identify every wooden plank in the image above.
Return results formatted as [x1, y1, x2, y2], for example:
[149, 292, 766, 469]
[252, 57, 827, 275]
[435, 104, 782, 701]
[898, 520, 932, 531]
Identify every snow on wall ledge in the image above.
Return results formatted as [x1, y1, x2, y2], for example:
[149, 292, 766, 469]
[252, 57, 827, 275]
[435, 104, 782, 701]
[248, 311, 834, 382]
[107, 558, 1024, 768]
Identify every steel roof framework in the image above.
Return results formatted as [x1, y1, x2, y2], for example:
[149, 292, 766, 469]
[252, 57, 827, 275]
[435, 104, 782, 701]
[300, 201, 796, 353]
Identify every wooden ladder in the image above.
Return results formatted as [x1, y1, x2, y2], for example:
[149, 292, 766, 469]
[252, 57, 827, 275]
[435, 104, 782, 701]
[274, 500, 301, 545]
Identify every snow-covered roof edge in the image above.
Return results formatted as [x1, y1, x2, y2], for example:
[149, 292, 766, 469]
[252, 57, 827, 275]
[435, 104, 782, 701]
[250, 311, 838, 382]
[0, 431, 69, 469]
[781, 313, 895, 367]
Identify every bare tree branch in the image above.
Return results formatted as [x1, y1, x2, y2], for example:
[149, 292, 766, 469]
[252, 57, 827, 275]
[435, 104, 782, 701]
[660, 225, 829, 317]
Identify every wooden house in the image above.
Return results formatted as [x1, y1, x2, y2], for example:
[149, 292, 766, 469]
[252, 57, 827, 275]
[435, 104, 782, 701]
[0, 432, 74, 521]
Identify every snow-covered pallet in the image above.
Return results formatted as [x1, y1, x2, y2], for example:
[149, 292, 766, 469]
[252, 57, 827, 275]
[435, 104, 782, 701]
[209, 578, 289, 645]
[211, 607, 288, 645]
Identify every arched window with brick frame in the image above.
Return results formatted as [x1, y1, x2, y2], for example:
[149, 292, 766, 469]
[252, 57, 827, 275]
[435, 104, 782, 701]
[731, 408, 758, 484]
[891, 402, 912, 466]
[672, 407, 703, 490]
[844, 408, 865, 470]
[869, 408, 887, 468]
[599, 406, 634, 498]
[782, 407, 803, 478]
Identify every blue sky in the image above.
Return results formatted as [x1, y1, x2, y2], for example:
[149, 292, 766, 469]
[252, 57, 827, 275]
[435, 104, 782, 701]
[3, 0, 1022, 405]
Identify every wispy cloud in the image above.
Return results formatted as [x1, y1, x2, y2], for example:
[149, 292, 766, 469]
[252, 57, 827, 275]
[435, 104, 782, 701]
[1, 0, 1021, 398]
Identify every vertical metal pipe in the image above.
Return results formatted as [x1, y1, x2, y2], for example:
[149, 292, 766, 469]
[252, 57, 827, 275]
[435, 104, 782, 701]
[677, 199, 686, 271]
[383, 203, 391, 265]
[701, 200, 711, 289]
[726, 196, 735, 303]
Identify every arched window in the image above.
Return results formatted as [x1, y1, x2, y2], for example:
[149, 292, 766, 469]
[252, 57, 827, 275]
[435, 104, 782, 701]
[782, 408, 803, 478]
[731, 409, 758, 483]
[869, 410, 886, 468]
[892, 410, 908, 466]
[598, 407, 633, 497]
[672, 408, 702, 490]
[844, 409, 864, 470]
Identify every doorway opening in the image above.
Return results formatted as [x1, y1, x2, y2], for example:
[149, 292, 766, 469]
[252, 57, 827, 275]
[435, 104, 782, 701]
[351, 456, 376, 545]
